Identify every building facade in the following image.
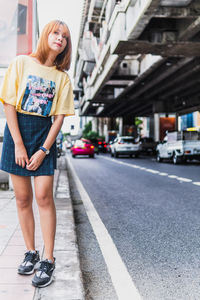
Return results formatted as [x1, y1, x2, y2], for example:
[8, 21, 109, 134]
[74, 0, 200, 141]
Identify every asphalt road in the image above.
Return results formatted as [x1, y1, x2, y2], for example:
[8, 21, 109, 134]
[67, 152, 200, 300]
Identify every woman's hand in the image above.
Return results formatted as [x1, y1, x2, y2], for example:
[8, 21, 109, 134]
[26, 150, 46, 171]
[15, 143, 29, 168]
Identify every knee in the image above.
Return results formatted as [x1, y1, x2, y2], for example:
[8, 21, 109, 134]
[15, 194, 32, 210]
[36, 193, 53, 208]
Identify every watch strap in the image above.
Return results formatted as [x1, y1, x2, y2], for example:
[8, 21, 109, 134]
[39, 146, 50, 155]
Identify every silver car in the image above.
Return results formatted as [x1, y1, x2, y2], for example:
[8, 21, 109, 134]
[110, 136, 140, 158]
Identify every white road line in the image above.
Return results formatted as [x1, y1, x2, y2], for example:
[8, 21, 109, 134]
[131, 165, 141, 169]
[146, 169, 160, 174]
[101, 157, 195, 185]
[177, 177, 192, 182]
[67, 157, 142, 300]
[193, 182, 200, 186]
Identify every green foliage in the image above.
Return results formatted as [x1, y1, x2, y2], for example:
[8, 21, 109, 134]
[86, 131, 99, 140]
[82, 121, 105, 140]
[135, 117, 143, 133]
[82, 121, 92, 136]
[135, 117, 143, 127]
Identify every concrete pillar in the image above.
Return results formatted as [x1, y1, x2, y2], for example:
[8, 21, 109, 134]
[92, 118, 98, 132]
[104, 123, 108, 139]
[118, 117, 123, 136]
[154, 113, 160, 142]
[175, 113, 179, 131]
[149, 116, 154, 138]
[98, 118, 104, 137]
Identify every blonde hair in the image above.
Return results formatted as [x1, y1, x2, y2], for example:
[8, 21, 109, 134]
[31, 20, 72, 71]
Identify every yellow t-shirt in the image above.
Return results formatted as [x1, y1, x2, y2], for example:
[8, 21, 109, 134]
[0, 55, 75, 117]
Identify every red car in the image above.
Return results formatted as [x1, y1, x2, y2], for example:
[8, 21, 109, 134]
[71, 139, 95, 158]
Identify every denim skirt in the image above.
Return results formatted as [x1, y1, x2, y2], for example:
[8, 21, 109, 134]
[0, 112, 57, 176]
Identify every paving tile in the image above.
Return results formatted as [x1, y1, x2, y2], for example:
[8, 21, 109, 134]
[0, 284, 35, 300]
[2, 245, 27, 256]
[13, 229, 42, 239]
[0, 255, 23, 268]
[8, 236, 43, 249]
[11, 231, 23, 238]
[7, 236, 26, 246]
[2, 245, 43, 256]
[0, 268, 34, 284]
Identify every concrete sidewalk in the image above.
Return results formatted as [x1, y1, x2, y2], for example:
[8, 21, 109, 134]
[0, 156, 84, 300]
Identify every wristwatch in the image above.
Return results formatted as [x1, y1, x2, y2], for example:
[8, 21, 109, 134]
[39, 146, 50, 155]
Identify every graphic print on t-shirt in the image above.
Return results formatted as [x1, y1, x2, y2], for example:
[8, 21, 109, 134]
[21, 75, 56, 116]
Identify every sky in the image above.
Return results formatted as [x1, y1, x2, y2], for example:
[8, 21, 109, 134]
[37, 0, 84, 134]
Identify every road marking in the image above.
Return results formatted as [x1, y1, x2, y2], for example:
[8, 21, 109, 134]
[159, 172, 168, 176]
[101, 156, 195, 186]
[146, 169, 160, 174]
[67, 157, 142, 300]
[177, 177, 192, 182]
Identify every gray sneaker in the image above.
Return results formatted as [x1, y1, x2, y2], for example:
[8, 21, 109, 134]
[18, 250, 40, 275]
[32, 258, 56, 287]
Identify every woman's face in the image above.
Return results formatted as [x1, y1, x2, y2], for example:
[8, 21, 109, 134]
[48, 25, 68, 55]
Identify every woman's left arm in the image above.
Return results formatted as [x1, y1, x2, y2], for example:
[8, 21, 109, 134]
[26, 115, 65, 171]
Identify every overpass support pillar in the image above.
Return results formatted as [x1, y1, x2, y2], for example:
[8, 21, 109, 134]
[154, 113, 160, 142]
[175, 113, 179, 131]
[92, 118, 98, 133]
[153, 101, 165, 142]
[119, 118, 123, 136]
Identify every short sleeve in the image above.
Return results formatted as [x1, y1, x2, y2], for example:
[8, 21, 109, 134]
[54, 78, 75, 116]
[0, 58, 19, 106]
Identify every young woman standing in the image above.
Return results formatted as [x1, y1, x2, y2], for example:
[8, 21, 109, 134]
[0, 20, 74, 287]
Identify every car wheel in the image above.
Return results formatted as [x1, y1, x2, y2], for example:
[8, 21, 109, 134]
[173, 153, 181, 164]
[90, 154, 94, 158]
[114, 151, 118, 158]
[111, 152, 114, 157]
[135, 153, 139, 158]
[156, 152, 162, 162]
[72, 154, 76, 158]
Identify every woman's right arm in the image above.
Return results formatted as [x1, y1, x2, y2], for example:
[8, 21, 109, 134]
[4, 103, 29, 168]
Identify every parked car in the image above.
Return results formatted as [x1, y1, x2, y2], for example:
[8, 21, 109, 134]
[97, 139, 108, 153]
[156, 130, 200, 164]
[110, 136, 140, 158]
[89, 138, 107, 153]
[106, 140, 114, 153]
[87, 138, 99, 154]
[139, 137, 157, 155]
[71, 139, 95, 158]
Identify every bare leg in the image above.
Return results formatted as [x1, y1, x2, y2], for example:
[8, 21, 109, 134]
[34, 175, 56, 261]
[11, 174, 35, 251]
